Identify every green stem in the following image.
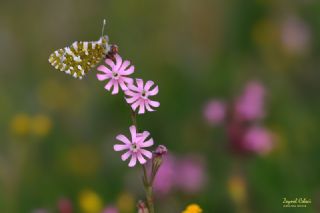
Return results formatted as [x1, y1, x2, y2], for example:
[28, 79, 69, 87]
[130, 108, 137, 127]
[145, 183, 155, 213]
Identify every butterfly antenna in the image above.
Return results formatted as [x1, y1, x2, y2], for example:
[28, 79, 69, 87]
[101, 19, 106, 37]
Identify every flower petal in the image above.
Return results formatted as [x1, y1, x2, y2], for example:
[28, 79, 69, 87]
[123, 76, 134, 85]
[140, 149, 152, 159]
[128, 84, 140, 92]
[105, 59, 115, 68]
[114, 144, 130, 151]
[119, 60, 130, 73]
[119, 79, 128, 91]
[116, 134, 131, 145]
[104, 80, 114, 91]
[136, 79, 144, 90]
[148, 85, 159, 96]
[96, 73, 110, 81]
[111, 82, 119, 94]
[125, 90, 138, 97]
[114, 54, 122, 71]
[145, 103, 155, 112]
[122, 65, 134, 76]
[149, 100, 160, 107]
[138, 131, 150, 142]
[128, 154, 137, 167]
[126, 95, 140, 104]
[141, 138, 154, 148]
[121, 151, 132, 161]
[144, 81, 154, 91]
[97, 65, 112, 74]
[138, 102, 145, 114]
[129, 125, 137, 141]
[131, 100, 141, 111]
[137, 153, 147, 164]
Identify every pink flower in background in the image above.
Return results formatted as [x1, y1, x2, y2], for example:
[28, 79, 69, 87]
[175, 156, 206, 194]
[153, 154, 207, 195]
[281, 16, 311, 54]
[125, 79, 160, 114]
[236, 81, 265, 121]
[153, 155, 176, 195]
[244, 126, 273, 155]
[103, 206, 118, 213]
[114, 125, 153, 167]
[97, 54, 134, 94]
[58, 198, 73, 213]
[203, 100, 226, 125]
[204, 80, 274, 156]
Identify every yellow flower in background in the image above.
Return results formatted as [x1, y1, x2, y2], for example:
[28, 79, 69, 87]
[227, 174, 247, 206]
[252, 19, 278, 47]
[79, 189, 103, 213]
[10, 113, 52, 137]
[30, 114, 52, 137]
[10, 113, 31, 136]
[116, 192, 135, 213]
[182, 204, 203, 213]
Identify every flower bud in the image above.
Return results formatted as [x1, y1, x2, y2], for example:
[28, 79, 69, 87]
[154, 145, 168, 156]
[137, 200, 149, 213]
[151, 145, 168, 184]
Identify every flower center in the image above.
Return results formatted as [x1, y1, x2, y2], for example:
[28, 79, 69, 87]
[131, 143, 139, 152]
[141, 90, 148, 99]
[112, 72, 119, 79]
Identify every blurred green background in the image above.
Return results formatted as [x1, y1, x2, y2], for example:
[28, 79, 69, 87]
[1, 0, 320, 212]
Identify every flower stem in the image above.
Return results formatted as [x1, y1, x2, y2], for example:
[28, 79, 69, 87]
[130, 108, 137, 127]
[130, 108, 155, 213]
[145, 182, 155, 213]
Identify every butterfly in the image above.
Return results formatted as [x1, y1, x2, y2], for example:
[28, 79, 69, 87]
[48, 20, 118, 79]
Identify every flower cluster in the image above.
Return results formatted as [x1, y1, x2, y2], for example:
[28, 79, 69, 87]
[97, 54, 160, 114]
[203, 81, 273, 155]
[96, 52, 167, 213]
[96, 54, 162, 167]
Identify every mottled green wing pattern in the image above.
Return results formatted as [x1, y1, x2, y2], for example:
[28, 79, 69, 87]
[48, 37, 109, 79]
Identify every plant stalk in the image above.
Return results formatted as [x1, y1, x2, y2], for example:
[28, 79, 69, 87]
[130, 109, 155, 213]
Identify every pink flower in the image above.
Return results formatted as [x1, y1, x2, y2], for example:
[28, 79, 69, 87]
[236, 81, 265, 121]
[153, 155, 176, 195]
[153, 154, 207, 196]
[97, 54, 134, 94]
[244, 126, 273, 155]
[137, 201, 148, 213]
[203, 100, 226, 125]
[175, 156, 207, 194]
[125, 79, 160, 114]
[114, 125, 154, 167]
[58, 198, 72, 213]
[103, 206, 118, 213]
[281, 16, 311, 54]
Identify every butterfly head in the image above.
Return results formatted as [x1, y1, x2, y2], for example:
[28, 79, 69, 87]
[99, 35, 110, 54]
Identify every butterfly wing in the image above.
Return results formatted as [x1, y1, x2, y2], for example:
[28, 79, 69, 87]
[49, 40, 107, 79]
